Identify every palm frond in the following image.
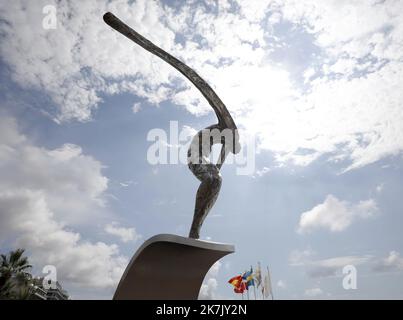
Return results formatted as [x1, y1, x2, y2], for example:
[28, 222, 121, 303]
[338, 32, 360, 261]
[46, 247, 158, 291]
[9, 249, 25, 266]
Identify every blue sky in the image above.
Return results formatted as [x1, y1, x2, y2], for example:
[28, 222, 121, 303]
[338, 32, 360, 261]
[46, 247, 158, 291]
[1, 0, 403, 299]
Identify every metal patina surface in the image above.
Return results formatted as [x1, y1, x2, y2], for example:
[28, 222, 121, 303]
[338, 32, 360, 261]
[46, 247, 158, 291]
[103, 12, 241, 239]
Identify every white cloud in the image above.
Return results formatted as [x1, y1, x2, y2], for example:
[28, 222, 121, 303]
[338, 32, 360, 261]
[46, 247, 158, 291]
[169, 1, 403, 172]
[307, 255, 371, 278]
[119, 180, 136, 188]
[373, 251, 403, 273]
[199, 278, 219, 300]
[0, 116, 127, 290]
[131, 102, 142, 113]
[277, 280, 286, 289]
[198, 261, 221, 300]
[104, 222, 141, 243]
[0, 190, 127, 289]
[2, 1, 403, 172]
[304, 287, 322, 297]
[0, 117, 108, 225]
[0, 0, 178, 122]
[297, 195, 378, 233]
[376, 183, 384, 193]
[255, 166, 271, 177]
[292, 249, 403, 277]
[268, 0, 403, 171]
[289, 248, 315, 266]
[289, 249, 372, 278]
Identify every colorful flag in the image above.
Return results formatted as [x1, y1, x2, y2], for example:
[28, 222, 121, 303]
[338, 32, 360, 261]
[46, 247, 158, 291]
[246, 278, 254, 288]
[228, 275, 242, 288]
[242, 269, 252, 281]
[229, 266, 269, 297]
[243, 267, 255, 288]
[233, 281, 246, 294]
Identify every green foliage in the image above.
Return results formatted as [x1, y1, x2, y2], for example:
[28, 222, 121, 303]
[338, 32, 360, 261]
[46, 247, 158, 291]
[0, 249, 33, 300]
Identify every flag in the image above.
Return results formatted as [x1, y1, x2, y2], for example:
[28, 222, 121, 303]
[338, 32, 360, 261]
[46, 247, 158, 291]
[263, 275, 270, 298]
[233, 281, 246, 294]
[242, 268, 254, 282]
[242, 269, 252, 281]
[255, 263, 262, 288]
[246, 277, 255, 288]
[263, 267, 273, 299]
[243, 267, 255, 288]
[267, 267, 273, 297]
[228, 275, 242, 288]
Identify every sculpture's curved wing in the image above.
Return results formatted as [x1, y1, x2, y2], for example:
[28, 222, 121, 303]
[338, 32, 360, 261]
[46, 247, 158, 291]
[103, 12, 237, 130]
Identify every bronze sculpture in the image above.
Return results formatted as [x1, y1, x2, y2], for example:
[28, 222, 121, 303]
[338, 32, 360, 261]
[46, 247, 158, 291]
[103, 12, 240, 239]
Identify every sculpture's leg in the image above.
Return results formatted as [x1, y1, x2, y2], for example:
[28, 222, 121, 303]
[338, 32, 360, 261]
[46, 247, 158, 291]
[188, 164, 222, 239]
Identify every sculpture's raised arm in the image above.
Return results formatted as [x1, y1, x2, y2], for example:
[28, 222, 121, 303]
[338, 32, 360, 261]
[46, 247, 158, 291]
[103, 12, 237, 133]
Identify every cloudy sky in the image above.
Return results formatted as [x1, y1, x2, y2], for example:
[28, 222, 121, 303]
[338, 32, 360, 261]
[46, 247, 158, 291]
[1, 0, 403, 299]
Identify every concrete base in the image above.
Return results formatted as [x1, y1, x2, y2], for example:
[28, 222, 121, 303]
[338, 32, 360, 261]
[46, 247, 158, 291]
[113, 234, 235, 300]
